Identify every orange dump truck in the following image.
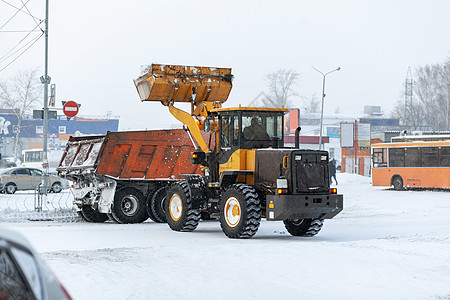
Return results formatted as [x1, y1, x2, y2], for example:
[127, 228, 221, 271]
[57, 129, 213, 223]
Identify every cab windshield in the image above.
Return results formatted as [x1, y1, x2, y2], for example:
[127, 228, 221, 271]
[242, 112, 282, 141]
[220, 111, 283, 149]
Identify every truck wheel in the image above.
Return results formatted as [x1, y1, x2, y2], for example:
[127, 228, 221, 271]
[392, 176, 404, 191]
[80, 205, 109, 223]
[146, 192, 159, 223]
[219, 184, 261, 239]
[165, 181, 200, 232]
[148, 186, 167, 223]
[111, 188, 148, 224]
[107, 213, 120, 223]
[283, 219, 324, 237]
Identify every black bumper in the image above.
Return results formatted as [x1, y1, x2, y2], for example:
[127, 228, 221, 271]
[265, 193, 343, 221]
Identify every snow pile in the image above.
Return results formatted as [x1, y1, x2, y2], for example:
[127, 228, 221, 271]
[2, 173, 450, 300]
[0, 208, 79, 223]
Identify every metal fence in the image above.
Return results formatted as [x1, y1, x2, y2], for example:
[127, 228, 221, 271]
[0, 190, 80, 223]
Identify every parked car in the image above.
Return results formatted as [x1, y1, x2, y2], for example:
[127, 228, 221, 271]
[0, 157, 16, 169]
[0, 167, 69, 194]
[0, 227, 72, 299]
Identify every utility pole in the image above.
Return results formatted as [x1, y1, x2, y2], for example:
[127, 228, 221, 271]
[405, 67, 413, 129]
[447, 83, 449, 131]
[41, 0, 50, 196]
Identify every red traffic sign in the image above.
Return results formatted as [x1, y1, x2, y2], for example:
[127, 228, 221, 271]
[63, 101, 79, 118]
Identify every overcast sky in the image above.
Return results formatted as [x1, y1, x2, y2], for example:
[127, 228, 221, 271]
[1, 0, 450, 130]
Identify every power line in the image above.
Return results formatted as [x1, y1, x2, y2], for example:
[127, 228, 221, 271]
[0, 31, 43, 73]
[0, 0, 30, 31]
[0, 31, 42, 64]
[0, 21, 43, 63]
[0, 30, 41, 32]
[0, 0, 42, 22]
[20, 0, 43, 30]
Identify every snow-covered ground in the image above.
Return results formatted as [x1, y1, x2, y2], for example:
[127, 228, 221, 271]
[1, 173, 450, 300]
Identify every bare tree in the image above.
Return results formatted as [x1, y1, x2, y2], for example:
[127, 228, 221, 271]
[392, 60, 450, 131]
[302, 94, 320, 115]
[0, 69, 42, 159]
[261, 69, 300, 108]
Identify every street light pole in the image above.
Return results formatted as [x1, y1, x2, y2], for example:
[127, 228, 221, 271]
[313, 67, 341, 150]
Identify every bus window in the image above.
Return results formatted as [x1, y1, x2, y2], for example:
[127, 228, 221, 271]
[24, 150, 43, 163]
[389, 148, 405, 167]
[373, 148, 387, 168]
[405, 148, 420, 167]
[439, 147, 450, 167]
[421, 147, 439, 167]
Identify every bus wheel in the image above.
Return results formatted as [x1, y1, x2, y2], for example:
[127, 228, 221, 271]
[392, 176, 403, 191]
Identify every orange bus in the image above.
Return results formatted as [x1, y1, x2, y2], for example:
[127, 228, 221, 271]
[371, 135, 450, 190]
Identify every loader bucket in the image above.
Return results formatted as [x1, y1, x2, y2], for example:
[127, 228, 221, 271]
[134, 64, 233, 105]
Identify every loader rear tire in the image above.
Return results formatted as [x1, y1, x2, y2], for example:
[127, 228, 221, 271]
[283, 218, 324, 237]
[165, 181, 200, 232]
[148, 186, 167, 223]
[111, 188, 148, 224]
[80, 205, 109, 223]
[219, 184, 261, 239]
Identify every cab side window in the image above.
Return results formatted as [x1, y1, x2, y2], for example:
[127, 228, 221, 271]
[221, 116, 232, 148]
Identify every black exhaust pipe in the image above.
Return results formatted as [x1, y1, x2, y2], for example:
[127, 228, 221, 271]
[295, 127, 301, 149]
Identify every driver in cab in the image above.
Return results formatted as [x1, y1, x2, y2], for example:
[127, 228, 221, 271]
[244, 117, 269, 140]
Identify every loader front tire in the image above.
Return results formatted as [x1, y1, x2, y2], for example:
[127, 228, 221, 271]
[219, 184, 261, 239]
[165, 181, 200, 232]
[80, 205, 109, 223]
[111, 188, 148, 224]
[283, 218, 324, 237]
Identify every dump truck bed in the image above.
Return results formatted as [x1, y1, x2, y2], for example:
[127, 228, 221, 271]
[57, 129, 213, 179]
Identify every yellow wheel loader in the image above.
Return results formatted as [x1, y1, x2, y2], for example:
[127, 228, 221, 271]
[134, 64, 343, 238]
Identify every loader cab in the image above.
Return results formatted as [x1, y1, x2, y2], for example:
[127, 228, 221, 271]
[213, 107, 287, 152]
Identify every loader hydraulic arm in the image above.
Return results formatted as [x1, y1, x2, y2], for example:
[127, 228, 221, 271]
[168, 104, 209, 153]
[134, 64, 233, 152]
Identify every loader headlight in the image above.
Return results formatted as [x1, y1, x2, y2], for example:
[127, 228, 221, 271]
[321, 155, 328, 161]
